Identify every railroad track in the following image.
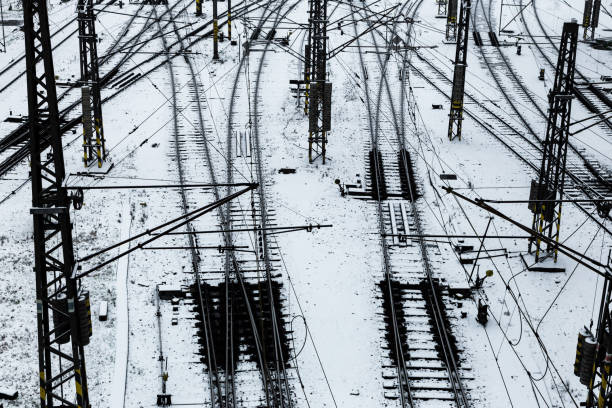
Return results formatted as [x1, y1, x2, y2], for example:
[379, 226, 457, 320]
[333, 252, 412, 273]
[152, 4, 226, 405]
[524, 0, 612, 131]
[0, 0, 125, 91]
[223, 1, 304, 405]
[469, 0, 612, 214]
[351, 0, 471, 406]
[152, 0, 300, 406]
[0, 0, 267, 181]
[472, 0, 612, 194]
[0, 0, 178, 175]
[407, 38, 612, 235]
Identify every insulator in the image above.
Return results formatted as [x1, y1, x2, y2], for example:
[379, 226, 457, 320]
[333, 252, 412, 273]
[575, 328, 590, 376]
[52, 294, 71, 344]
[78, 291, 93, 346]
[580, 336, 597, 385]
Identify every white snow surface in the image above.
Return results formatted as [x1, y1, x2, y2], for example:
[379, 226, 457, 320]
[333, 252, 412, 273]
[0, 0, 611, 406]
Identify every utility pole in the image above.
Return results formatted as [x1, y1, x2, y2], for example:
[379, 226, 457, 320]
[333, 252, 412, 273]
[23, 0, 91, 405]
[304, 39, 311, 114]
[582, 0, 600, 40]
[446, 0, 457, 41]
[227, 0, 232, 40]
[78, 0, 106, 168]
[527, 21, 578, 262]
[213, 0, 219, 59]
[0, 0, 6, 53]
[307, 0, 331, 163]
[582, 0, 593, 39]
[195, 0, 201, 16]
[590, 0, 601, 40]
[447, 0, 470, 141]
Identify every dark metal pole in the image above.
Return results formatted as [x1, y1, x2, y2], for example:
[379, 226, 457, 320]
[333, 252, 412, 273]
[213, 0, 219, 59]
[23, 0, 90, 403]
[227, 0, 232, 40]
[0, 0, 5, 53]
[447, 0, 471, 141]
[78, 0, 106, 167]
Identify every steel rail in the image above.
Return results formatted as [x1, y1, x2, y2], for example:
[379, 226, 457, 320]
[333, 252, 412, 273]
[0, 0, 266, 178]
[162, 2, 278, 406]
[249, 2, 303, 406]
[474, 0, 612, 196]
[350, 1, 420, 406]
[365, 0, 470, 406]
[526, 0, 612, 130]
[0, 0, 126, 87]
[154, 5, 223, 405]
[173, 0, 299, 405]
[407, 50, 612, 236]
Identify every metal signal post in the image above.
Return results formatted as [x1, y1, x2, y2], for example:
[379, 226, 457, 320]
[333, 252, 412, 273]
[447, 0, 470, 141]
[213, 0, 219, 59]
[527, 21, 578, 262]
[23, 0, 91, 405]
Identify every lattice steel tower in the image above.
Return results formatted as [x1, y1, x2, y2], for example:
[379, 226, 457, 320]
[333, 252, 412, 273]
[307, 0, 331, 163]
[78, 0, 106, 168]
[23, 0, 91, 405]
[447, 0, 470, 141]
[528, 21, 578, 262]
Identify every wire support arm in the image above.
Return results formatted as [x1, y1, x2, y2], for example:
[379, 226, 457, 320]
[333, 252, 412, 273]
[443, 186, 611, 277]
[76, 184, 257, 277]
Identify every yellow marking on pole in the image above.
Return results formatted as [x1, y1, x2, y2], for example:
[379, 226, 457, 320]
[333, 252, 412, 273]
[598, 364, 609, 408]
[228, 11, 231, 39]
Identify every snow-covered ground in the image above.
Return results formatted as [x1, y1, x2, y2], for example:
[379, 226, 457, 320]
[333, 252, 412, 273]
[1, 0, 611, 406]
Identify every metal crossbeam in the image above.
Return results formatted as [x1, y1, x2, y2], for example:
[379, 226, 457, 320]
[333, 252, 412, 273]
[528, 21, 578, 262]
[23, 0, 90, 405]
